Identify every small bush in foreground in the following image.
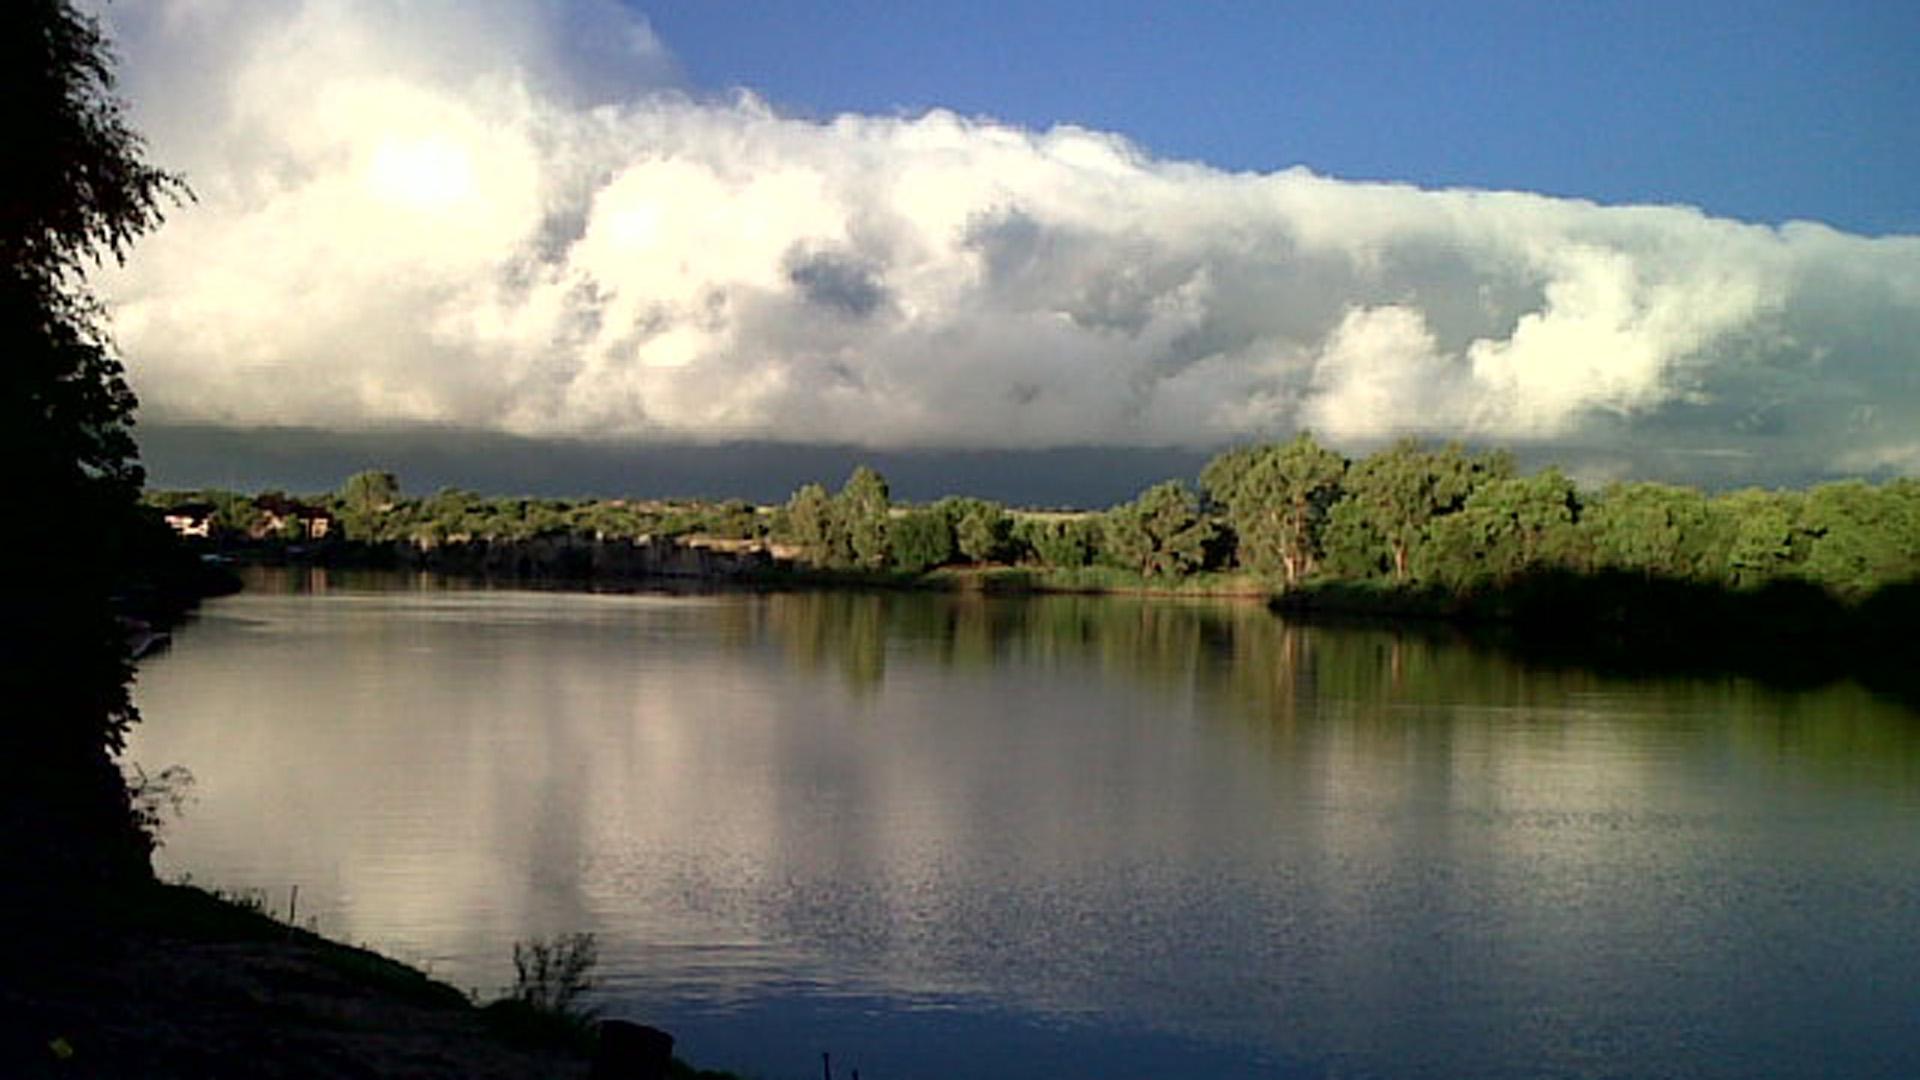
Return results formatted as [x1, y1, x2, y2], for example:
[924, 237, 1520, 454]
[483, 932, 601, 1052]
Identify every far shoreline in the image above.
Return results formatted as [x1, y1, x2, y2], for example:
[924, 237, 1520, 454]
[204, 546, 1920, 713]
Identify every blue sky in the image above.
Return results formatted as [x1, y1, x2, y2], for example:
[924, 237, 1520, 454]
[97, 0, 1920, 499]
[644, 1, 1919, 235]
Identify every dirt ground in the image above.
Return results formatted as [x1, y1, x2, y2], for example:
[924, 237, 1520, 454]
[1, 886, 595, 1080]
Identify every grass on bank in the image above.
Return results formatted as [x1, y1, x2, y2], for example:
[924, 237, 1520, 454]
[100, 880, 740, 1078]
[110, 880, 470, 1011]
[758, 560, 1274, 597]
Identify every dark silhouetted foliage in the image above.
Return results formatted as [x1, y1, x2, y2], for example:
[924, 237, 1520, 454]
[1, 0, 187, 922]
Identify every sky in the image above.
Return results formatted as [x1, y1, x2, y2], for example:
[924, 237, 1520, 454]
[93, 0, 1920, 503]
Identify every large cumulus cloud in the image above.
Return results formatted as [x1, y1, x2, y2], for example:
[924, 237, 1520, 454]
[96, 1, 1920, 479]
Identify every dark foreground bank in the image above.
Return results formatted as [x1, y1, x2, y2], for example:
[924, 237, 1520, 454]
[0, 882, 736, 1079]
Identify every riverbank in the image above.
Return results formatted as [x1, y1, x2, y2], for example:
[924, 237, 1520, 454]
[18, 545, 747, 1080]
[1274, 571, 1920, 709]
[232, 535, 1278, 599]
[229, 544, 1920, 707]
[2, 880, 736, 1079]
[771, 562, 1275, 598]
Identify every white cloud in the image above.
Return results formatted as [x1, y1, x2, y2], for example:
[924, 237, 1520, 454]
[1303, 306, 1463, 440]
[95, 1, 1920, 479]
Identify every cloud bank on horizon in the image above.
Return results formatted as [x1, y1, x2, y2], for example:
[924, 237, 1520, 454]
[97, 0, 1920, 481]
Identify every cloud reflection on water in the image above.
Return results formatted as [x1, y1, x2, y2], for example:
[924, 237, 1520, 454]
[130, 573, 1920, 1078]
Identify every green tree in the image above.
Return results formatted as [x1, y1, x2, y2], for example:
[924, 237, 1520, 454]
[888, 509, 954, 573]
[704, 499, 762, 540]
[1013, 516, 1098, 568]
[1583, 481, 1723, 580]
[518, 499, 571, 539]
[955, 501, 1011, 564]
[1421, 469, 1582, 588]
[836, 466, 892, 569]
[1101, 481, 1214, 578]
[1717, 488, 1809, 588]
[1330, 440, 1504, 582]
[337, 469, 401, 540]
[420, 487, 480, 540]
[1201, 434, 1347, 586]
[185, 487, 255, 538]
[783, 482, 843, 565]
[341, 469, 400, 513]
[1798, 480, 1920, 596]
[3, 0, 186, 904]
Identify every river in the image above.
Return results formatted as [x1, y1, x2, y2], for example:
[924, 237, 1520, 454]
[128, 568, 1920, 1079]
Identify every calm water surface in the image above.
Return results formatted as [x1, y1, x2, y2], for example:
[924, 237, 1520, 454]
[129, 569, 1920, 1079]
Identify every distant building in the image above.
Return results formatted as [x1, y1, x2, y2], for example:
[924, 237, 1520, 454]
[162, 502, 216, 539]
[252, 495, 335, 541]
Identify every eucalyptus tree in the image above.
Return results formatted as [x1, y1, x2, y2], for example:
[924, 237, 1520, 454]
[955, 502, 1012, 564]
[1421, 469, 1583, 587]
[341, 470, 400, 514]
[1013, 516, 1099, 568]
[1797, 480, 1920, 596]
[1102, 481, 1214, 578]
[1583, 481, 1723, 581]
[783, 482, 843, 565]
[1327, 439, 1505, 582]
[1717, 488, 1809, 588]
[837, 466, 892, 569]
[1201, 434, 1347, 586]
[888, 509, 955, 573]
[335, 469, 402, 540]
